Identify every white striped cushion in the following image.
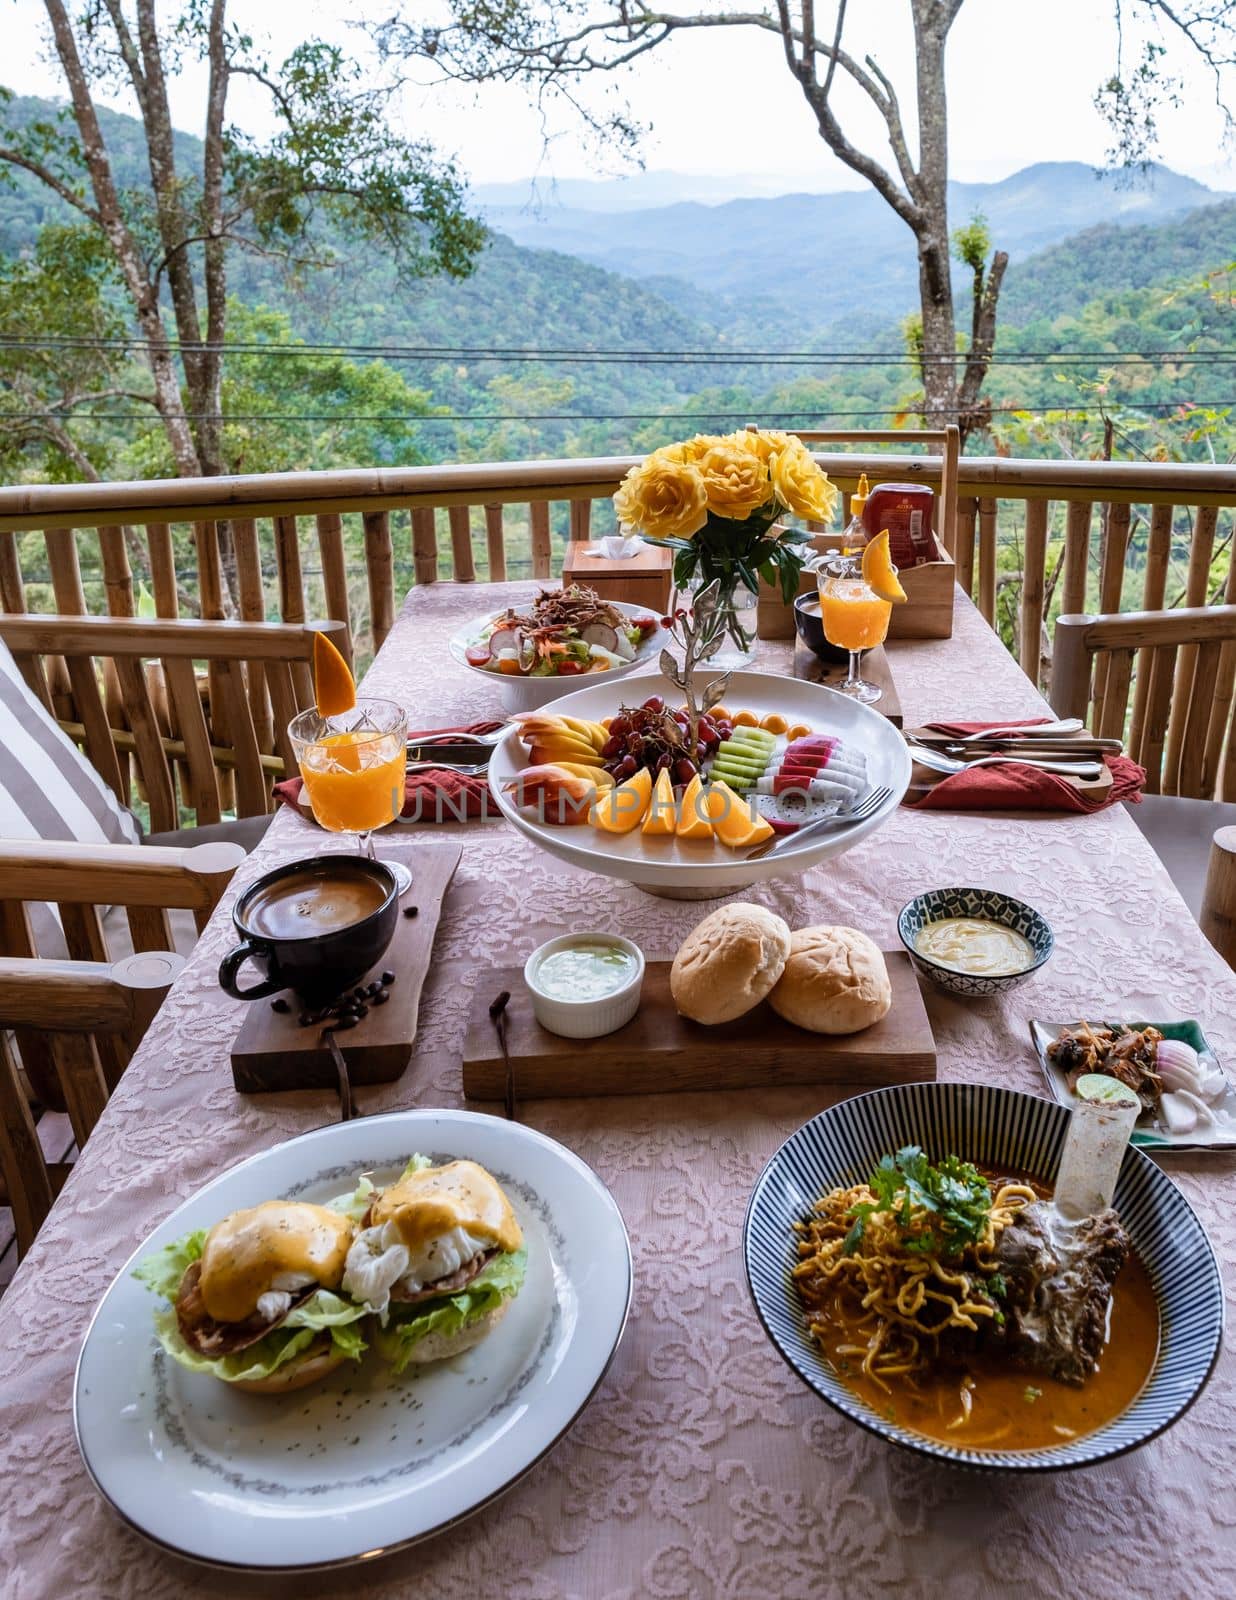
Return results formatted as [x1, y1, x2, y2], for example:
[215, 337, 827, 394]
[0, 636, 139, 955]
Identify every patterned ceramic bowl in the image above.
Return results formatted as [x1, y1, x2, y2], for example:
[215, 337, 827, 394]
[898, 886, 1053, 997]
[744, 1082, 1224, 1472]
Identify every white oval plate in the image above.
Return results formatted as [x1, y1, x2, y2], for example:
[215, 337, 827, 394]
[448, 598, 663, 712]
[488, 668, 912, 892]
[74, 1110, 631, 1572]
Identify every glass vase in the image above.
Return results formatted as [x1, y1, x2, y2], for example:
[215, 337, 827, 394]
[679, 569, 758, 668]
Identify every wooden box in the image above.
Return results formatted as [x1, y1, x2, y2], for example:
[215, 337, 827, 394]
[561, 541, 673, 612]
[757, 532, 956, 642]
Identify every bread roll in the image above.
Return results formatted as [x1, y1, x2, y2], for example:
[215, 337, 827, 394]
[670, 903, 792, 1024]
[769, 926, 891, 1035]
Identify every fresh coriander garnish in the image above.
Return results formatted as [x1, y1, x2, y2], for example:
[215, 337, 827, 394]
[1023, 1386, 1042, 1403]
[842, 1146, 993, 1258]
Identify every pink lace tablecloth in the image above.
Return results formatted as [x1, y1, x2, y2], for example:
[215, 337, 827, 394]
[3, 583, 1234, 1599]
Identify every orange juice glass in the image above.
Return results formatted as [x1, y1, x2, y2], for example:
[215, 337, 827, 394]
[817, 568, 891, 703]
[289, 698, 407, 862]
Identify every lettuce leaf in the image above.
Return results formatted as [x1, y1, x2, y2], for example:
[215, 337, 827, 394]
[145, 1285, 369, 1383]
[372, 1247, 527, 1375]
[131, 1228, 207, 1301]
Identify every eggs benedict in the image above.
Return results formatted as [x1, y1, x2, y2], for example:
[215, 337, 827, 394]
[135, 1200, 369, 1392]
[342, 1156, 527, 1370]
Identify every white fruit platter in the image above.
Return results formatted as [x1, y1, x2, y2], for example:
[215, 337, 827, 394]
[488, 669, 911, 895]
[449, 594, 663, 712]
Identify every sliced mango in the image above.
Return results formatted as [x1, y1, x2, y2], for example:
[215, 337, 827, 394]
[707, 780, 774, 849]
[675, 773, 714, 840]
[641, 767, 677, 836]
[312, 629, 356, 716]
[554, 762, 615, 787]
[592, 766, 653, 834]
[861, 528, 907, 604]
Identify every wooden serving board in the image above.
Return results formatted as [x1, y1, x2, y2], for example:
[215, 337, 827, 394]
[793, 639, 903, 726]
[461, 950, 935, 1101]
[231, 841, 462, 1093]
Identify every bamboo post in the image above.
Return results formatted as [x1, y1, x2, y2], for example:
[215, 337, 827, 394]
[230, 516, 273, 752]
[1128, 504, 1174, 757]
[1048, 616, 1094, 721]
[1019, 500, 1049, 686]
[0, 531, 25, 611]
[363, 509, 395, 651]
[315, 513, 353, 665]
[484, 504, 506, 582]
[411, 508, 438, 586]
[448, 505, 476, 582]
[530, 502, 553, 579]
[146, 524, 178, 616]
[569, 501, 592, 542]
[977, 498, 997, 624]
[1061, 501, 1092, 617]
[1201, 825, 1236, 968]
[1092, 502, 1132, 713]
[953, 496, 977, 600]
[1163, 505, 1218, 794]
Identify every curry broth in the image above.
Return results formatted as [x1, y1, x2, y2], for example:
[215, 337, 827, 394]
[803, 1170, 1161, 1452]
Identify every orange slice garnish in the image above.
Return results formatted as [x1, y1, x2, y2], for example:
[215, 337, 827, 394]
[313, 629, 356, 716]
[861, 529, 907, 604]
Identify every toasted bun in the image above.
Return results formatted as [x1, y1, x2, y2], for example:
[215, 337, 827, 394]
[228, 1335, 348, 1395]
[769, 926, 891, 1035]
[670, 903, 792, 1025]
[401, 1300, 511, 1368]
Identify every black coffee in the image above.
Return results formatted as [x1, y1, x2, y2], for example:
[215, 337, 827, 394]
[242, 867, 387, 940]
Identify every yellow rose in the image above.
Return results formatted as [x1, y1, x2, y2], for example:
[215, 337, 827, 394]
[657, 434, 719, 466]
[696, 439, 773, 521]
[770, 445, 838, 523]
[739, 428, 799, 465]
[614, 452, 709, 539]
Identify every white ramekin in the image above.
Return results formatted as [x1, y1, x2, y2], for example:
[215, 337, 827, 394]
[523, 933, 645, 1040]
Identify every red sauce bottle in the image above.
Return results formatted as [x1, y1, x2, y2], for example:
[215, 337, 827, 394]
[861, 482, 942, 567]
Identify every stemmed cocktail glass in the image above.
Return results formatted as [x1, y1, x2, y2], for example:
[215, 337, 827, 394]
[817, 557, 892, 705]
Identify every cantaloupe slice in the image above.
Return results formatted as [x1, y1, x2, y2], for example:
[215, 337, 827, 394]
[313, 629, 356, 716]
[675, 773, 714, 840]
[708, 780, 775, 849]
[861, 528, 907, 604]
[641, 767, 677, 836]
[592, 766, 653, 834]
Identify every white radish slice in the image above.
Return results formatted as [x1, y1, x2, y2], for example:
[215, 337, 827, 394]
[1161, 1094, 1199, 1135]
[1170, 1087, 1218, 1126]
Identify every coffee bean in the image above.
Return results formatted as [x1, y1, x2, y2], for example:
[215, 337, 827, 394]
[355, 1004, 369, 1019]
[271, 998, 290, 1014]
[373, 990, 390, 1006]
[335, 1016, 357, 1031]
[402, 905, 418, 919]
[367, 981, 382, 996]
[297, 1012, 313, 1027]
[381, 971, 396, 986]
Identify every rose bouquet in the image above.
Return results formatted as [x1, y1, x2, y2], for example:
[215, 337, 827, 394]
[613, 429, 837, 656]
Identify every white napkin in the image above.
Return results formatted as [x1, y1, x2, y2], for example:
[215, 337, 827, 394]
[587, 534, 644, 560]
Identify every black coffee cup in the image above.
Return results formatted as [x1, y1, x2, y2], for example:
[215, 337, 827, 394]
[219, 854, 399, 1006]
[793, 592, 849, 665]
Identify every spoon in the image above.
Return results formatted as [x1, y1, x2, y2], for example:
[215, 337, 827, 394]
[908, 743, 1102, 780]
[956, 718, 1085, 742]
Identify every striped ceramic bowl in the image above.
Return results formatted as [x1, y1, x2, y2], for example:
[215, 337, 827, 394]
[744, 1082, 1223, 1471]
[898, 886, 1054, 997]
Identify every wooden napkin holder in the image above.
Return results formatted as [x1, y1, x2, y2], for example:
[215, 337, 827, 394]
[757, 531, 955, 642]
[561, 541, 673, 611]
[230, 842, 461, 1094]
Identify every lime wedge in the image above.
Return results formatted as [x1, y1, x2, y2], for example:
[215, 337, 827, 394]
[1073, 1073, 1142, 1109]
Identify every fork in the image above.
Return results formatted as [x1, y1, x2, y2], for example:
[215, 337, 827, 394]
[744, 785, 892, 861]
[405, 758, 490, 776]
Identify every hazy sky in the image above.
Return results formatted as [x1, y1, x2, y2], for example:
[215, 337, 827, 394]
[8, 0, 1235, 194]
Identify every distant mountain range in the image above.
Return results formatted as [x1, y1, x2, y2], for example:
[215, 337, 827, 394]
[484, 162, 1230, 335]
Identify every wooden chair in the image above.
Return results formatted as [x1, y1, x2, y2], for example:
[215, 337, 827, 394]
[1050, 605, 1236, 963]
[0, 838, 244, 1254]
[0, 615, 348, 830]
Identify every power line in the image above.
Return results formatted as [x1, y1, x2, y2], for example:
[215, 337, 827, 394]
[2, 333, 1235, 367]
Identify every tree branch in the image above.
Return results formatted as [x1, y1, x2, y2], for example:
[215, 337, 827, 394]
[0, 146, 99, 221]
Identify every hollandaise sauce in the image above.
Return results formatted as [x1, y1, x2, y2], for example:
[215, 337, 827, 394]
[373, 1161, 524, 1254]
[198, 1201, 351, 1322]
[914, 917, 1035, 977]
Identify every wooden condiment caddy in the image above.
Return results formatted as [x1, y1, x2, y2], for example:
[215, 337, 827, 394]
[561, 541, 673, 611]
[757, 531, 955, 643]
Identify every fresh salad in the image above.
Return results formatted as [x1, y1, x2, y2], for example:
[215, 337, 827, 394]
[464, 585, 659, 678]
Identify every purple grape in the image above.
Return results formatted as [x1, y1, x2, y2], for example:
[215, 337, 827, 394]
[601, 734, 624, 758]
[656, 752, 674, 772]
[674, 758, 697, 784]
[642, 695, 665, 713]
[616, 755, 638, 779]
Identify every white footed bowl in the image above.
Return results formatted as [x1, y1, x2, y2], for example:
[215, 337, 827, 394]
[488, 669, 911, 896]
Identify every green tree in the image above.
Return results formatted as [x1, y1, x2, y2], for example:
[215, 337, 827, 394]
[0, 1, 484, 484]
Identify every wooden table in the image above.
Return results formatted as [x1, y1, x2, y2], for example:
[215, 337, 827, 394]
[2, 583, 1233, 1599]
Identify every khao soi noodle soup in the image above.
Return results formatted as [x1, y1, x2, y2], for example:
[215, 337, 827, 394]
[792, 1148, 1159, 1451]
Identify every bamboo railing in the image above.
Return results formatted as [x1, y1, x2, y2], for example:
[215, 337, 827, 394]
[2, 448, 1235, 808]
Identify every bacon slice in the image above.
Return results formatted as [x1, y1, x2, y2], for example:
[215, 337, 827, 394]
[388, 1249, 495, 1306]
[174, 1260, 315, 1356]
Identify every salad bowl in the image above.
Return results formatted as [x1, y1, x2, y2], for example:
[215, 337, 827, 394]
[488, 669, 911, 896]
[449, 596, 663, 713]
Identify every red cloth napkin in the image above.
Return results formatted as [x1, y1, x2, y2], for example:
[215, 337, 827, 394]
[904, 718, 1145, 813]
[273, 719, 505, 823]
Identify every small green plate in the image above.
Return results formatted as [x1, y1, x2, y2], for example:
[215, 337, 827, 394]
[1029, 1017, 1236, 1152]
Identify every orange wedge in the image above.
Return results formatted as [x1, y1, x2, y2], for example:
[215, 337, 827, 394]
[675, 773, 714, 840]
[861, 528, 907, 604]
[592, 766, 653, 834]
[707, 781, 774, 848]
[641, 767, 677, 836]
[313, 629, 356, 716]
